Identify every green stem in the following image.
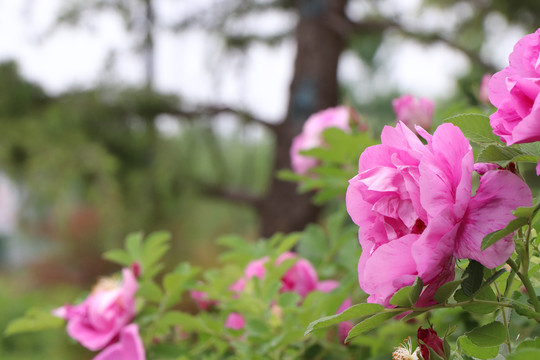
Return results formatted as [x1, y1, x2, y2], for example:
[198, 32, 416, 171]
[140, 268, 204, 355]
[494, 283, 512, 353]
[507, 258, 540, 312]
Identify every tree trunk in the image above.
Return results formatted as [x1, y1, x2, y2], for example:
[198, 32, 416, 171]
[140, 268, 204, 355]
[257, 0, 348, 237]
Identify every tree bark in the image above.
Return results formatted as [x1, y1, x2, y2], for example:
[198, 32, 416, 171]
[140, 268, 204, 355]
[257, 0, 348, 237]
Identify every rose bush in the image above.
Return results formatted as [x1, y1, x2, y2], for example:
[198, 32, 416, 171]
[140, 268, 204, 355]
[346, 122, 531, 306]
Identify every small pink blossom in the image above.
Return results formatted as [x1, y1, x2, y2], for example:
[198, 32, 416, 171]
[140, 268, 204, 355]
[346, 122, 532, 306]
[290, 106, 364, 174]
[392, 95, 434, 132]
[189, 288, 218, 311]
[225, 312, 246, 330]
[93, 324, 145, 360]
[53, 268, 138, 351]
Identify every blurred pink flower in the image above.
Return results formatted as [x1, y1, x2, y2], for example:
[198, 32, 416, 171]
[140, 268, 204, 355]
[225, 312, 246, 330]
[479, 74, 492, 104]
[231, 252, 319, 298]
[189, 288, 218, 311]
[489, 28, 540, 174]
[290, 106, 364, 174]
[392, 95, 434, 132]
[53, 268, 138, 351]
[93, 324, 145, 360]
[346, 122, 531, 306]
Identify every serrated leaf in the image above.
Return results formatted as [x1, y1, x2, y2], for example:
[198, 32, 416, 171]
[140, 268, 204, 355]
[477, 145, 536, 166]
[482, 217, 527, 250]
[434, 279, 462, 304]
[389, 277, 423, 307]
[345, 312, 398, 342]
[304, 303, 385, 335]
[142, 231, 171, 276]
[102, 249, 132, 266]
[466, 321, 506, 347]
[443, 114, 501, 144]
[462, 260, 484, 296]
[125, 232, 144, 259]
[5, 308, 64, 336]
[457, 335, 499, 359]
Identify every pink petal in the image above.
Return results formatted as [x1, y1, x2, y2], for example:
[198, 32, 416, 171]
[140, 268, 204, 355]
[455, 170, 532, 268]
[359, 235, 419, 306]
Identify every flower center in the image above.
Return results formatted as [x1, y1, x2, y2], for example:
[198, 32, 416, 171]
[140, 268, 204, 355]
[410, 218, 426, 235]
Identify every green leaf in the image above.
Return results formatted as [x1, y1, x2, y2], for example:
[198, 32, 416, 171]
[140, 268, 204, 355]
[304, 303, 385, 335]
[102, 249, 132, 266]
[389, 277, 423, 307]
[462, 260, 484, 296]
[517, 337, 540, 351]
[443, 114, 501, 144]
[157, 311, 202, 332]
[138, 280, 163, 303]
[457, 335, 499, 359]
[163, 273, 184, 308]
[125, 232, 144, 259]
[5, 308, 64, 336]
[513, 203, 540, 218]
[278, 292, 301, 308]
[465, 321, 506, 347]
[454, 287, 498, 314]
[433, 279, 462, 304]
[519, 142, 540, 156]
[481, 217, 527, 250]
[142, 231, 171, 277]
[506, 349, 540, 360]
[476, 145, 537, 166]
[275, 233, 300, 255]
[513, 301, 540, 320]
[345, 312, 398, 342]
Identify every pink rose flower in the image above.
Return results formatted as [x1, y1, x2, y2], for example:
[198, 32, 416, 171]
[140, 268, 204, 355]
[231, 252, 319, 298]
[53, 268, 138, 351]
[93, 324, 145, 360]
[392, 95, 434, 132]
[346, 122, 531, 306]
[290, 106, 364, 174]
[489, 28, 540, 145]
[225, 312, 246, 330]
[479, 74, 492, 104]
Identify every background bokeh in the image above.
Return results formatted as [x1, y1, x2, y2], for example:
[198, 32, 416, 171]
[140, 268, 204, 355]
[0, 0, 538, 358]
